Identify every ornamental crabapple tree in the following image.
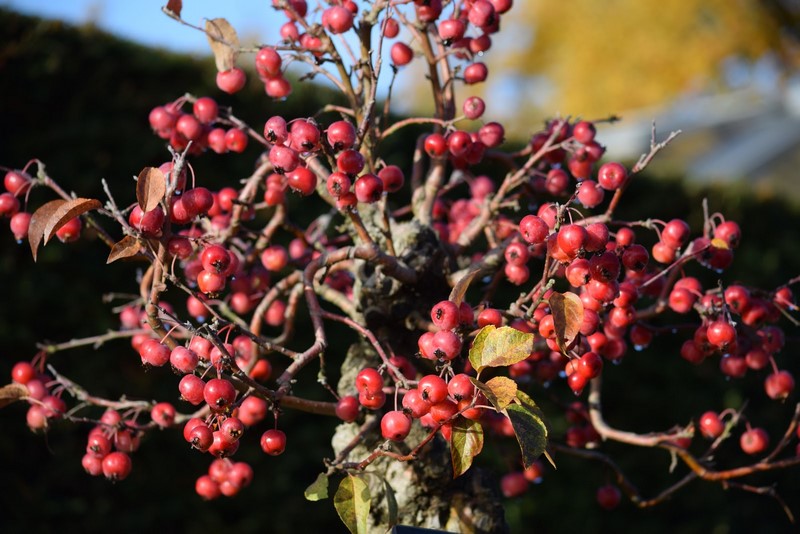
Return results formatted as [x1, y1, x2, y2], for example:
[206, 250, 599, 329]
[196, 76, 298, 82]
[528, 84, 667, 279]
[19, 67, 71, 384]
[3, 0, 800, 531]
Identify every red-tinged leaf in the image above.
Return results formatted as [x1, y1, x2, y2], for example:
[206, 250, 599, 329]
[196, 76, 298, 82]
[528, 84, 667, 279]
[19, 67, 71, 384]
[548, 291, 584, 356]
[107, 236, 142, 264]
[451, 416, 484, 478]
[304, 472, 329, 501]
[136, 167, 167, 213]
[43, 198, 101, 244]
[505, 392, 548, 469]
[485, 376, 518, 410]
[334, 474, 370, 534]
[165, 0, 182, 17]
[468, 325, 534, 373]
[0, 383, 29, 409]
[205, 18, 240, 72]
[449, 267, 482, 306]
[28, 199, 67, 261]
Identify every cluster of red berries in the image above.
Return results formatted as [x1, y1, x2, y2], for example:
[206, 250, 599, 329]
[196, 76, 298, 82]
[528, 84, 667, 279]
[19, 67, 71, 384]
[149, 96, 247, 156]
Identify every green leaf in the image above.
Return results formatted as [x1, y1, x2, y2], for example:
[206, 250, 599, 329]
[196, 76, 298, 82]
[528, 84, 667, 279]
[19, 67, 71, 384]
[451, 416, 484, 478]
[505, 392, 548, 469]
[334, 474, 371, 534]
[468, 325, 534, 373]
[383, 479, 398, 529]
[304, 472, 329, 501]
[548, 291, 584, 356]
[514, 389, 546, 421]
[485, 376, 518, 410]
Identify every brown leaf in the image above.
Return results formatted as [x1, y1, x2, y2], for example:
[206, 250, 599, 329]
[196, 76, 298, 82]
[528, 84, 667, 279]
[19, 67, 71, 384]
[449, 267, 482, 306]
[28, 199, 67, 261]
[205, 18, 240, 72]
[548, 291, 584, 356]
[136, 167, 167, 213]
[43, 198, 102, 244]
[0, 383, 29, 409]
[165, 0, 182, 17]
[107, 235, 142, 263]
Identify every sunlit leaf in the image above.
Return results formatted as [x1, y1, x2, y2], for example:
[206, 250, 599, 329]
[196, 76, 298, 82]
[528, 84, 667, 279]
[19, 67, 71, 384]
[484, 376, 518, 410]
[468, 325, 534, 373]
[43, 197, 102, 244]
[107, 236, 142, 264]
[451, 416, 484, 478]
[334, 474, 370, 534]
[0, 383, 29, 409]
[304, 472, 329, 501]
[28, 199, 66, 261]
[449, 268, 482, 306]
[205, 18, 240, 72]
[548, 291, 584, 356]
[136, 167, 166, 213]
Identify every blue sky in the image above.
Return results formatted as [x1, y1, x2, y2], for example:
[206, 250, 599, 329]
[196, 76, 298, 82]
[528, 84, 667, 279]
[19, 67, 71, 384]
[3, 0, 283, 55]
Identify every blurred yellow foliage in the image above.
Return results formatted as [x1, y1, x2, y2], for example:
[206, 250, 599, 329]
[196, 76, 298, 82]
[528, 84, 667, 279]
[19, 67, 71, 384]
[500, 0, 784, 116]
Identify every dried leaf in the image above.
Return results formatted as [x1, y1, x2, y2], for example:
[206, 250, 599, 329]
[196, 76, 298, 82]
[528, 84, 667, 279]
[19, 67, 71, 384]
[468, 325, 534, 373]
[43, 198, 102, 244]
[449, 267, 482, 306]
[136, 167, 167, 213]
[451, 416, 484, 478]
[165, 0, 182, 17]
[304, 472, 329, 501]
[548, 291, 584, 356]
[107, 236, 142, 264]
[485, 376, 518, 410]
[0, 383, 29, 409]
[334, 474, 370, 534]
[28, 199, 67, 261]
[205, 18, 240, 72]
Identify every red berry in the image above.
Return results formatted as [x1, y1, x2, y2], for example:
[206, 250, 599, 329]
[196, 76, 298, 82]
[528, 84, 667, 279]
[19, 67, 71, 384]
[596, 484, 621, 510]
[11, 361, 36, 384]
[335, 395, 360, 422]
[260, 429, 287, 455]
[699, 411, 724, 439]
[381, 410, 412, 441]
[102, 451, 132, 481]
[500, 472, 529, 498]
[418, 374, 448, 405]
[765, 370, 794, 400]
[390, 42, 413, 66]
[354, 174, 383, 203]
[204, 378, 237, 412]
[706, 320, 736, 351]
[356, 367, 383, 395]
[256, 47, 282, 78]
[519, 215, 549, 245]
[216, 68, 247, 94]
[151, 402, 176, 428]
[430, 300, 460, 330]
[661, 219, 691, 249]
[597, 162, 627, 191]
[740, 427, 769, 455]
